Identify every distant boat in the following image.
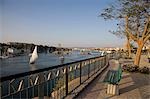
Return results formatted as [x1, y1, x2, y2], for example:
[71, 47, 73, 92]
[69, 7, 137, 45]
[29, 46, 38, 64]
[80, 50, 91, 55]
[0, 56, 9, 59]
[59, 55, 65, 64]
[59, 55, 64, 59]
[57, 44, 65, 64]
[100, 51, 106, 56]
[59, 49, 65, 62]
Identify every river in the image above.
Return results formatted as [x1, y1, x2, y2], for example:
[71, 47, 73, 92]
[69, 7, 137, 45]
[0, 50, 100, 77]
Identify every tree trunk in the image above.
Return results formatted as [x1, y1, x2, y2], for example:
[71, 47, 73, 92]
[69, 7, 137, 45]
[134, 41, 144, 66]
[127, 39, 131, 58]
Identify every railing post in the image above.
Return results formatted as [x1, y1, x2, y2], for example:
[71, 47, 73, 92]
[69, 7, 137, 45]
[103, 57, 105, 66]
[99, 58, 101, 70]
[80, 62, 82, 84]
[105, 55, 106, 65]
[9, 80, 11, 96]
[27, 76, 29, 98]
[102, 57, 103, 67]
[104, 55, 106, 66]
[94, 59, 96, 74]
[106, 55, 108, 65]
[99, 58, 101, 69]
[96, 59, 98, 72]
[88, 60, 90, 78]
[65, 66, 68, 96]
[0, 82, 1, 98]
[38, 72, 44, 99]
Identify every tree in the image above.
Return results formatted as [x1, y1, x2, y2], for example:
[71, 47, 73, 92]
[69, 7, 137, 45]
[101, 0, 150, 66]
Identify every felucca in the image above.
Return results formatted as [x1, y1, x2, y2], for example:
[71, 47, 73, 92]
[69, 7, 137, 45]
[29, 46, 38, 64]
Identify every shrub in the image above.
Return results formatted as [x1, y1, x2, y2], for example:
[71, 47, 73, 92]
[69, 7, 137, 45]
[122, 65, 138, 72]
[122, 65, 150, 74]
[139, 67, 150, 74]
[122, 64, 130, 72]
[128, 65, 138, 72]
[124, 56, 132, 59]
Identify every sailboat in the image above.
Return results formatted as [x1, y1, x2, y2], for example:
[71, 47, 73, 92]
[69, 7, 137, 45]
[29, 46, 38, 64]
[58, 44, 65, 64]
[59, 48, 65, 62]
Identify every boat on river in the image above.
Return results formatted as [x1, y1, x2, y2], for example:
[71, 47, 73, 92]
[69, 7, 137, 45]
[0, 56, 9, 59]
[29, 46, 38, 64]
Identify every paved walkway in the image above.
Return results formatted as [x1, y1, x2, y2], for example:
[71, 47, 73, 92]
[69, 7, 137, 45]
[75, 60, 150, 99]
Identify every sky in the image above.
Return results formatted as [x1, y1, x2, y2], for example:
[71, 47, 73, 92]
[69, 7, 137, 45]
[0, 0, 124, 47]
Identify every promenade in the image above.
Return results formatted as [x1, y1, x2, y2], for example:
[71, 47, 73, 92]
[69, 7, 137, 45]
[76, 60, 150, 99]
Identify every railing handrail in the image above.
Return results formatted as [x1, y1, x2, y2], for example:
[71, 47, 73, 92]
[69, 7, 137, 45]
[0, 55, 104, 82]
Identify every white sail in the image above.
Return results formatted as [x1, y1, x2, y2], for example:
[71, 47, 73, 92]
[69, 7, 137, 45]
[59, 55, 64, 59]
[29, 46, 38, 64]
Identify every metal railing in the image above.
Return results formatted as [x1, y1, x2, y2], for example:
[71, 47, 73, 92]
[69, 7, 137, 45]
[0, 55, 109, 99]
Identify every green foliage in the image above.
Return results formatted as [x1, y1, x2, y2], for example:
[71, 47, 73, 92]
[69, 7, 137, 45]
[69, 71, 75, 81]
[54, 76, 65, 91]
[139, 67, 150, 74]
[0, 42, 60, 54]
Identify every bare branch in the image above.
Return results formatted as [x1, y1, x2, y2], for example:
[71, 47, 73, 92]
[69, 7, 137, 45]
[142, 16, 150, 39]
[143, 31, 150, 41]
[144, 33, 150, 43]
[125, 16, 138, 42]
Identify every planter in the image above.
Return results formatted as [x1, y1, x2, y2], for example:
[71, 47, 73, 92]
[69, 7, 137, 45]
[107, 84, 119, 95]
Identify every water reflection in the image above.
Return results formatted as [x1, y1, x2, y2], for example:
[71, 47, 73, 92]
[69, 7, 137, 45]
[29, 64, 37, 71]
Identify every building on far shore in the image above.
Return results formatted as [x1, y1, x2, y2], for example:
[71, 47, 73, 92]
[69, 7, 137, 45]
[7, 48, 22, 55]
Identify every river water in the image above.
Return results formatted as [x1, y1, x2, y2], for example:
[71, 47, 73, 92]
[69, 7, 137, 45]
[0, 51, 100, 77]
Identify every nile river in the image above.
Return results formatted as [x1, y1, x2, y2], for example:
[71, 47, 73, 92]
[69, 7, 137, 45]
[0, 51, 100, 77]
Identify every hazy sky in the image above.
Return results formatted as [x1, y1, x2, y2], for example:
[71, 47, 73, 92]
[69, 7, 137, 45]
[0, 0, 124, 47]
